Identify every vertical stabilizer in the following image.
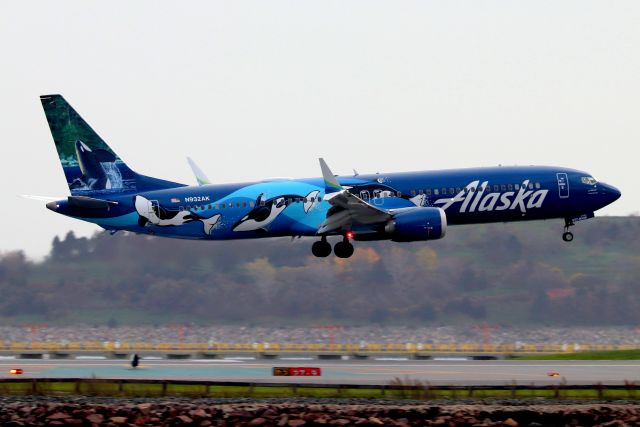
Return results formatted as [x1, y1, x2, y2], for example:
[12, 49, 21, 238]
[40, 94, 183, 196]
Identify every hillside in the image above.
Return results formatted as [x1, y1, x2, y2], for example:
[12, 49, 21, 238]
[1, 216, 638, 326]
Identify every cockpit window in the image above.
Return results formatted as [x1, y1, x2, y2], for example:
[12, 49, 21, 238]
[581, 176, 597, 185]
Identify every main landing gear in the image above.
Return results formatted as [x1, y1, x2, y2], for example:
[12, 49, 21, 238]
[562, 219, 574, 242]
[311, 237, 332, 258]
[334, 237, 355, 259]
[311, 235, 355, 258]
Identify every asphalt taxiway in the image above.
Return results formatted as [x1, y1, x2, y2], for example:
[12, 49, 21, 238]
[0, 358, 638, 386]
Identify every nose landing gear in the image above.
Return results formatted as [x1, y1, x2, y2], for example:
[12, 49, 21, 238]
[562, 219, 574, 242]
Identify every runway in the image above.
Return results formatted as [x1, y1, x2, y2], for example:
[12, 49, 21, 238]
[1, 358, 639, 385]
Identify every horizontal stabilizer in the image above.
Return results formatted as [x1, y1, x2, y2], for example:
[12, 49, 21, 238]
[20, 194, 64, 202]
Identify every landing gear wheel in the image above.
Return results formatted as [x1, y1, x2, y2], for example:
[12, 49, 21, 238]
[334, 240, 354, 259]
[562, 218, 575, 242]
[311, 239, 332, 257]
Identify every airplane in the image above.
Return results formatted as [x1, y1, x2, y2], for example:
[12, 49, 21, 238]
[39, 94, 621, 258]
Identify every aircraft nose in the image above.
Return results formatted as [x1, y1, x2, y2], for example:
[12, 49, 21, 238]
[599, 182, 621, 204]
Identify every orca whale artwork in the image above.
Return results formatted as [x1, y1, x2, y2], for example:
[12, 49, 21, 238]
[41, 96, 136, 194]
[39, 95, 621, 258]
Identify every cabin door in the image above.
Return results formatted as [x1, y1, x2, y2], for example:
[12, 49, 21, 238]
[556, 173, 570, 199]
[149, 200, 160, 218]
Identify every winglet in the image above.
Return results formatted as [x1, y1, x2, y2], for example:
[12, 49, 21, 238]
[187, 157, 211, 186]
[319, 158, 343, 194]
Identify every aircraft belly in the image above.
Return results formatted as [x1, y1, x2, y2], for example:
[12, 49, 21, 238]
[75, 212, 139, 228]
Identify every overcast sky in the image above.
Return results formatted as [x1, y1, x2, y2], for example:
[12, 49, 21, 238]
[1, 1, 638, 258]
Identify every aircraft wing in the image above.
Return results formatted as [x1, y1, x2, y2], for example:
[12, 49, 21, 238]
[187, 157, 211, 186]
[317, 158, 391, 234]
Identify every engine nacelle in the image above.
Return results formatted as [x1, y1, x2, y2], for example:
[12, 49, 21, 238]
[384, 207, 447, 242]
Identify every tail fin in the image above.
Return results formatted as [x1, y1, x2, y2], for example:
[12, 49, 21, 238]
[40, 94, 183, 196]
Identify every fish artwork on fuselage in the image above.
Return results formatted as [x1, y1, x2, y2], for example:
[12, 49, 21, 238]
[38, 95, 623, 259]
[134, 195, 221, 235]
[232, 190, 321, 232]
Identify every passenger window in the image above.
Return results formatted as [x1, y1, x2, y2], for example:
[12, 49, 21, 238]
[507, 184, 513, 191]
[514, 184, 520, 190]
[179, 206, 184, 211]
[469, 187, 475, 193]
[494, 185, 499, 192]
[186, 205, 191, 210]
[221, 203, 225, 209]
[455, 187, 461, 193]
[214, 204, 219, 209]
[535, 183, 541, 189]
[318, 197, 322, 202]
[426, 189, 432, 196]
[260, 199, 266, 206]
[501, 185, 506, 191]
[449, 188, 454, 194]
[434, 189, 439, 195]
[236, 202, 241, 208]
[242, 201, 247, 207]
[529, 183, 534, 190]
[411, 190, 416, 196]
[249, 201, 255, 207]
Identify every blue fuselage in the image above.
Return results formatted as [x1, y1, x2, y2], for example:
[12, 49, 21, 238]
[48, 165, 621, 241]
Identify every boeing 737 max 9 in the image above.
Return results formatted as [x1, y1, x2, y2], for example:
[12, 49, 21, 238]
[39, 95, 621, 258]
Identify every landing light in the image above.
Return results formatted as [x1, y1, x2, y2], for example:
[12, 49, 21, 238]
[9, 368, 23, 375]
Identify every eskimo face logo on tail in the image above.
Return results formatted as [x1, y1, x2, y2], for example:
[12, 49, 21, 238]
[70, 140, 123, 191]
[233, 190, 320, 232]
[134, 196, 220, 235]
[434, 180, 548, 213]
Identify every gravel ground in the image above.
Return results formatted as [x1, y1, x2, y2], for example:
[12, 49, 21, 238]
[0, 396, 639, 426]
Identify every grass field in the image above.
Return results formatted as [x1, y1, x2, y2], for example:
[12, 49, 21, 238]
[0, 379, 638, 400]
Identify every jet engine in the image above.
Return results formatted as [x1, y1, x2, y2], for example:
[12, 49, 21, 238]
[385, 207, 447, 242]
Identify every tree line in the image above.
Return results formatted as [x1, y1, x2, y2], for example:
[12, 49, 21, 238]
[1, 216, 639, 326]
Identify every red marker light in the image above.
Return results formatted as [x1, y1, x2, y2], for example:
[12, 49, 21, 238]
[9, 368, 23, 375]
[346, 231, 354, 240]
[273, 367, 321, 376]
